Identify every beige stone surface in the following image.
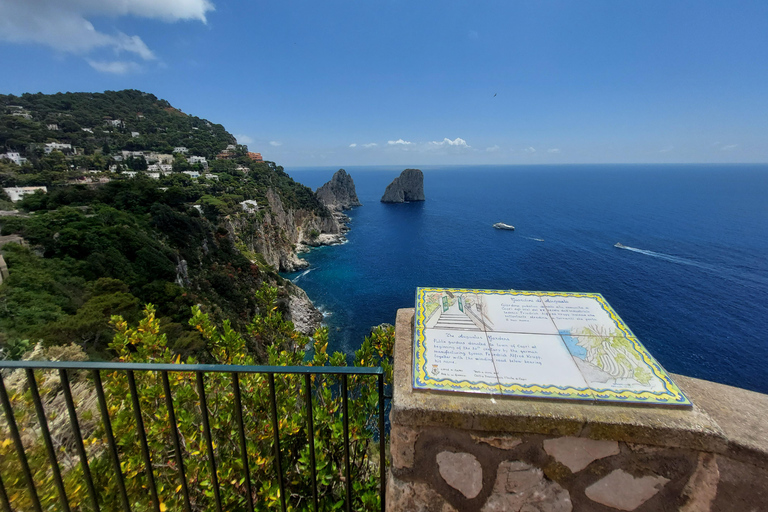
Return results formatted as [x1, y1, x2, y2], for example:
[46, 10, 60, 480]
[436, 451, 483, 499]
[471, 434, 523, 450]
[391, 424, 419, 469]
[542, 436, 619, 472]
[585, 469, 670, 511]
[386, 473, 457, 512]
[394, 308, 768, 466]
[674, 374, 768, 468]
[680, 453, 719, 512]
[481, 460, 572, 512]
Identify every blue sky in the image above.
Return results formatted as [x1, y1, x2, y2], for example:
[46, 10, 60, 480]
[1, 0, 767, 166]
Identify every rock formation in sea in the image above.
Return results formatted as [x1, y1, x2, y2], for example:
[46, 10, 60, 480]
[381, 168, 425, 203]
[316, 169, 362, 210]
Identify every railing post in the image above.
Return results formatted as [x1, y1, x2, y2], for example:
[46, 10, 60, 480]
[126, 370, 161, 512]
[92, 369, 131, 512]
[161, 371, 192, 512]
[196, 371, 223, 512]
[342, 374, 352, 512]
[268, 373, 287, 512]
[26, 369, 71, 512]
[305, 373, 319, 512]
[231, 372, 255, 512]
[0, 374, 43, 512]
[379, 372, 386, 512]
[60, 369, 100, 512]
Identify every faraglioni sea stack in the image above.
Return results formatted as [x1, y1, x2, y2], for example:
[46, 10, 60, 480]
[381, 168, 425, 203]
[316, 169, 362, 210]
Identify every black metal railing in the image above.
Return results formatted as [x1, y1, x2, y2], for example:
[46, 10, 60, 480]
[0, 361, 387, 512]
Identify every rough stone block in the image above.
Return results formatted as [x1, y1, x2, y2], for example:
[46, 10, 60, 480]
[481, 460, 572, 512]
[387, 473, 457, 512]
[391, 424, 419, 469]
[680, 452, 719, 512]
[471, 434, 523, 451]
[436, 451, 483, 499]
[585, 469, 670, 511]
[543, 436, 620, 473]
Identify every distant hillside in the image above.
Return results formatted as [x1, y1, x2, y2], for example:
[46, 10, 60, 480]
[0, 89, 235, 159]
[0, 90, 338, 361]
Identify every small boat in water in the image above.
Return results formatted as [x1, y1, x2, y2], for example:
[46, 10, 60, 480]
[614, 243, 625, 248]
[493, 222, 515, 230]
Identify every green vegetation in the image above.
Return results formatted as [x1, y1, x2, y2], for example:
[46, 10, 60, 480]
[0, 90, 391, 509]
[0, 286, 394, 511]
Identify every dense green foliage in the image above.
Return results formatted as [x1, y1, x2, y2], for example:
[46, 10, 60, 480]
[0, 287, 394, 511]
[0, 90, 234, 158]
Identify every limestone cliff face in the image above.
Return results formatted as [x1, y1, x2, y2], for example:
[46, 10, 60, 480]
[226, 188, 339, 273]
[381, 169, 425, 203]
[316, 169, 362, 210]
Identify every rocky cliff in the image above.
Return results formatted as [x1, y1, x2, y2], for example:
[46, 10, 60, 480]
[316, 169, 362, 210]
[226, 188, 340, 274]
[381, 168, 425, 203]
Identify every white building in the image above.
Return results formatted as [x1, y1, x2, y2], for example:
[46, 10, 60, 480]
[1, 152, 27, 165]
[44, 143, 72, 154]
[147, 173, 161, 179]
[81, 128, 93, 133]
[131, 132, 140, 138]
[122, 171, 137, 178]
[3, 186, 47, 202]
[173, 147, 188, 154]
[188, 156, 207, 167]
[47, 124, 59, 131]
[160, 164, 173, 172]
[183, 171, 200, 179]
[105, 119, 123, 128]
[240, 200, 259, 212]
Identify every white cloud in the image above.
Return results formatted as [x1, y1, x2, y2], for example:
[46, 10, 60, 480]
[0, 0, 213, 71]
[430, 137, 469, 147]
[547, 148, 561, 154]
[485, 145, 500, 152]
[720, 144, 738, 151]
[659, 146, 674, 153]
[362, 143, 378, 148]
[524, 147, 537, 153]
[349, 143, 357, 148]
[87, 59, 142, 74]
[388, 139, 412, 145]
[269, 141, 282, 147]
[235, 134, 254, 144]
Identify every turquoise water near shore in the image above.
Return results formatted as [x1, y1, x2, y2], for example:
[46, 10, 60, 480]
[283, 164, 768, 394]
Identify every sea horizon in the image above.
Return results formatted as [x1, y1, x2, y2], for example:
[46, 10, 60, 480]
[284, 163, 768, 395]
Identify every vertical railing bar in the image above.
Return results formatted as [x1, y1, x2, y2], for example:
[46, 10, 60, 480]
[26, 369, 71, 512]
[92, 370, 131, 512]
[268, 373, 286, 512]
[0, 471, 12, 512]
[0, 374, 42, 512]
[378, 374, 386, 512]
[127, 370, 161, 512]
[231, 373, 254, 512]
[341, 374, 352, 512]
[195, 372, 223, 512]
[161, 371, 192, 512]
[304, 374, 318, 512]
[60, 369, 101, 512]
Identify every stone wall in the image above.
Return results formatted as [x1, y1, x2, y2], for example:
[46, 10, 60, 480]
[388, 309, 768, 512]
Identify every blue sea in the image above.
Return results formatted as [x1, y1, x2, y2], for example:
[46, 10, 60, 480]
[283, 165, 768, 395]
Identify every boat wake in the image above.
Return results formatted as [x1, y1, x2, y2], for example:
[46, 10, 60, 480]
[524, 237, 545, 242]
[292, 268, 314, 283]
[615, 244, 768, 286]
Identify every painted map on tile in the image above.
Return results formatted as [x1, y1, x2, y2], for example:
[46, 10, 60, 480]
[413, 287, 692, 407]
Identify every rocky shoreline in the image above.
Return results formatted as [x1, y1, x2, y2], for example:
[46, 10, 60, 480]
[282, 169, 362, 335]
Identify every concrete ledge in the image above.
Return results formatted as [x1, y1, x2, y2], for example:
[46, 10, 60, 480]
[393, 308, 768, 468]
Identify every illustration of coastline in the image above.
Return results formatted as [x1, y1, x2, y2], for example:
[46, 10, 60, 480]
[413, 287, 691, 407]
